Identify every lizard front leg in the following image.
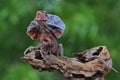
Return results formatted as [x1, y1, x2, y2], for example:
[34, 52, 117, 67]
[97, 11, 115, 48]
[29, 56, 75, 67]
[24, 46, 38, 55]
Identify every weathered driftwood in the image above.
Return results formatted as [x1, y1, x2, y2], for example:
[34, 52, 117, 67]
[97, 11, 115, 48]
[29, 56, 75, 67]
[22, 46, 112, 80]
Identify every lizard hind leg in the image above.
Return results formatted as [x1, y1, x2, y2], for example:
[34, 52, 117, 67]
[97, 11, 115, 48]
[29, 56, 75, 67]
[58, 43, 64, 57]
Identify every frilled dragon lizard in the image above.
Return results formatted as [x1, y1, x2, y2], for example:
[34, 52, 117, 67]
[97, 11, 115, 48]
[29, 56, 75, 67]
[24, 11, 65, 56]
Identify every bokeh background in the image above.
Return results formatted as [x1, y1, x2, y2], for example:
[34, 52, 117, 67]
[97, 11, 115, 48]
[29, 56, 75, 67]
[0, 0, 120, 80]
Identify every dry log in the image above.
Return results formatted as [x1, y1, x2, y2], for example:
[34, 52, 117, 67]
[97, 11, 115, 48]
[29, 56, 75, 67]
[22, 46, 112, 80]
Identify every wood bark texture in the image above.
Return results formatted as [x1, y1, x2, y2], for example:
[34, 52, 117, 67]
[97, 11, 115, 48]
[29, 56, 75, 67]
[22, 46, 112, 80]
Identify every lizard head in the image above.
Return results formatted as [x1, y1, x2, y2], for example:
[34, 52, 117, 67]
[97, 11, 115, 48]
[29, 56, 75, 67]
[35, 11, 48, 22]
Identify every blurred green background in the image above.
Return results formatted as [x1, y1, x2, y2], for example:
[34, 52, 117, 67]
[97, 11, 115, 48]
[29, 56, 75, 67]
[0, 0, 120, 80]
